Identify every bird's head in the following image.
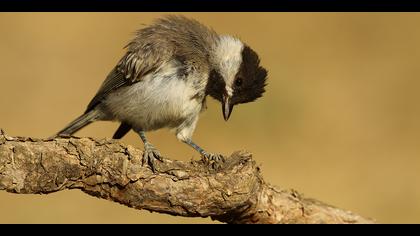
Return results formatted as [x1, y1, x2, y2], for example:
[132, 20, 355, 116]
[207, 35, 268, 121]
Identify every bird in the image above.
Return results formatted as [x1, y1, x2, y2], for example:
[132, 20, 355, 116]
[56, 15, 267, 170]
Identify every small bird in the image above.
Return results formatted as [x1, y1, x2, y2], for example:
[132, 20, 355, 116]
[56, 15, 267, 170]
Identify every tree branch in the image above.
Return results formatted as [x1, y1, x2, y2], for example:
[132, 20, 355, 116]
[0, 129, 374, 224]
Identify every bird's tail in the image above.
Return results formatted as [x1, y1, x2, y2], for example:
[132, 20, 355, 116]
[54, 109, 102, 137]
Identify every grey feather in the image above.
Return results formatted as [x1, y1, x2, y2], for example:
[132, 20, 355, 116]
[85, 15, 219, 113]
[56, 109, 103, 136]
[86, 67, 128, 112]
[112, 122, 132, 139]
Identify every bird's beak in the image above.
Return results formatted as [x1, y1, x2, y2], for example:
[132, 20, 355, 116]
[222, 95, 233, 121]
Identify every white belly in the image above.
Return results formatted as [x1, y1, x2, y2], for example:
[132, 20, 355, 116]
[103, 64, 205, 131]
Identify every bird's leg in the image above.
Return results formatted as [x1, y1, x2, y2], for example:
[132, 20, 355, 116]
[176, 119, 224, 166]
[183, 139, 225, 163]
[134, 129, 163, 171]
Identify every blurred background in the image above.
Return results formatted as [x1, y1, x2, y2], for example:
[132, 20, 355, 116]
[0, 13, 419, 223]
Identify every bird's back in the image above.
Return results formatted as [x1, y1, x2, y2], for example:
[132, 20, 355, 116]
[126, 15, 219, 64]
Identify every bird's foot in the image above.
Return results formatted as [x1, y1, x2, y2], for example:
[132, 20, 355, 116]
[201, 152, 225, 169]
[142, 143, 163, 172]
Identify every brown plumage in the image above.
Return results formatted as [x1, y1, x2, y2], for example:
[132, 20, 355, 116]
[56, 15, 268, 170]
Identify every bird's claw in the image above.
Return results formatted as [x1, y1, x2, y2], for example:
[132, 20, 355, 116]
[142, 144, 163, 172]
[201, 152, 225, 169]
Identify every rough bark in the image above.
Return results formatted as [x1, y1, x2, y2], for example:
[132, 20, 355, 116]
[0, 129, 374, 224]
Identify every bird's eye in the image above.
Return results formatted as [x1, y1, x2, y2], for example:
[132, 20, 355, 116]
[235, 78, 243, 87]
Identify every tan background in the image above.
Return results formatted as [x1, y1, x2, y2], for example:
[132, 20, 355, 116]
[0, 13, 419, 223]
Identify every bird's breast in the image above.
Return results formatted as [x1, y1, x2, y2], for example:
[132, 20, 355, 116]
[104, 61, 207, 131]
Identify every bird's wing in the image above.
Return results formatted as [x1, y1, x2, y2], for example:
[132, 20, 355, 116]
[85, 47, 171, 113]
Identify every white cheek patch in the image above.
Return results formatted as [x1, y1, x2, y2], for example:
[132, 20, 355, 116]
[214, 35, 244, 93]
